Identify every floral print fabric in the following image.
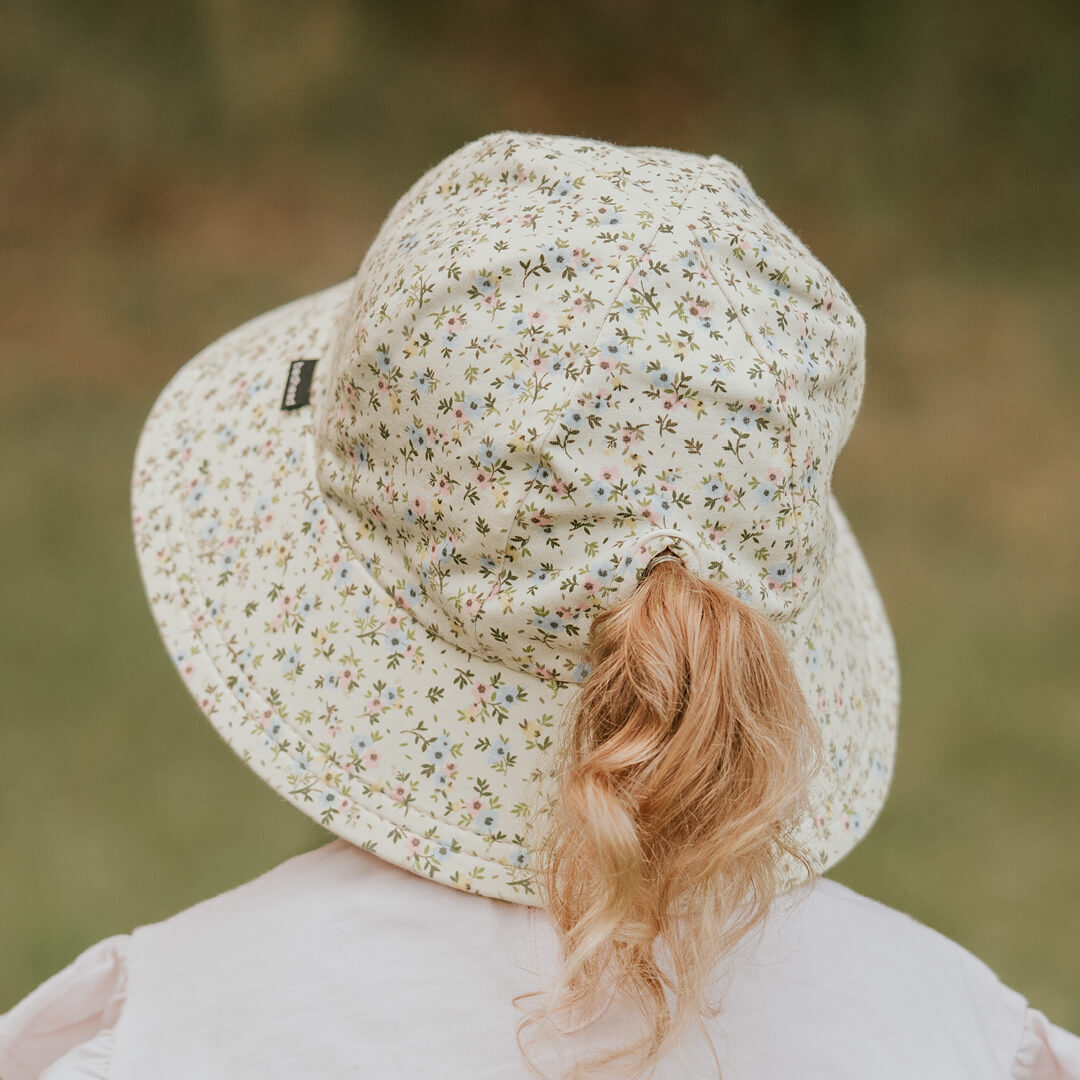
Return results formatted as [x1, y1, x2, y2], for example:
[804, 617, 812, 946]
[132, 132, 900, 902]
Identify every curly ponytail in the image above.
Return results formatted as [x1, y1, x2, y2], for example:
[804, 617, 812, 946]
[524, 551, 822, 1078]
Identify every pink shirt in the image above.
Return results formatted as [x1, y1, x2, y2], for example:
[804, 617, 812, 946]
[1, 840, 1077, 1079]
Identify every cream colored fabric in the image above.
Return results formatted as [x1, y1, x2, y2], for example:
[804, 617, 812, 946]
[2, 841, 1077, 1079]
[131, 132, 901, 900]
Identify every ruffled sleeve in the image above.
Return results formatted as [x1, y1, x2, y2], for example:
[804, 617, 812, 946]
[1012, 1007, 1080, 1079]
[0, 935, 129, 1080]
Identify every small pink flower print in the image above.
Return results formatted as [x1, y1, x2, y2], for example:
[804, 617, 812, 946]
[473, 681, 493, 704]
[445, 314, 465, 331]
[384, 612, 403, 630]
[626, 272, 641, 289]
[368, 695, 385, 714]
[411, 496, 427, 516]
[437, 476, 452, 496]
[572, 295, 588, 312]
[376, 378, 390, 396]
[180, 660, 195, 679]
[389, 783, 408, 803]
[444, 762, 458, 777]
[465, 797, 486, 817]
[363, 750, 381, 768]
[528, 511, 553, 528]
[722, 491, 735, 505]
[834, 688, 844, 707]
[339, 668, 356, 689]
[191, 612, 207, 631]
[258, 438, 273, 457]
[452, 405, 468, 424]
[463, 593, 483, 616]
[404, 834, 423, 855]
[528, 351, 547, 372]
[598, 465, 620, 483]
[550, 479, 568, 496]
[481, 293, 497, 309]
[818, 691, 828, 711]
[582, 575, 600, 595]
[403, 645, 417, 660]
[534, 664, 555, 680]
[766, 465, 784, 484]
[475, 469, 492, 489]
[279, 594, 295, 613]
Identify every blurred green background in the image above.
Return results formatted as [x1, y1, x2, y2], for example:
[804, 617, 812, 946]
[3, 0, 1079, 1031]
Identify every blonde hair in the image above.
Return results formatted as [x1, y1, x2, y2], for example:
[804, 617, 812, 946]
[521, 552, 822, 1079]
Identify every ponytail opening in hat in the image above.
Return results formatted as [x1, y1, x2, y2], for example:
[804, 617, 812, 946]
[523, 551, 822, 1077]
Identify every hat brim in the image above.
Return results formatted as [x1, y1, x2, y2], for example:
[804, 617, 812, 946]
[132, 280, 899, 903]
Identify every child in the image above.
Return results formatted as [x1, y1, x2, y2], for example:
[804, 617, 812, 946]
[2, 131, 1076, 1079]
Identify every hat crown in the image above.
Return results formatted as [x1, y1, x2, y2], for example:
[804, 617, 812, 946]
[314, 132, 865, 683]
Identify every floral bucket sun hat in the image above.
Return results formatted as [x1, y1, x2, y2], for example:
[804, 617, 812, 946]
[132, 131, 900, 903]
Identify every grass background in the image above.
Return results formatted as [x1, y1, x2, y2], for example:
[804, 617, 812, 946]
[2, 0, 1079, 1031]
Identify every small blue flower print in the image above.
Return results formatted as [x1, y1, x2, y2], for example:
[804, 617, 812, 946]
[333, 563, 353, 587]
[406, 424, 428, 451]
[496, 685, 519, 707]
[350, 732, 372, 753]
[281, 647, 301, 673]
[509, 848, 530, 868]
[649, 366, 677, 390]
[411, 371, 431, 394]
[486, 738, 511, 765]
[427, 735, 454, 766]
[561, 406, 586, 432]
[570, 661, 592, 684]
[767, 564, 791, 588]
[384, 630, 408, 655]
[254, 495, 271, 517]
[588, 560, 613, 584]
[464, 395, 484, 418]
[200, 518, 220, 542]
[475, 810, 499, 834]
[375, 347, 393, 373]
[532, 613, 564, 635]
[185, 481, 208, 509]
[589, 480, 611, 501]
[597, 339, 626, 364]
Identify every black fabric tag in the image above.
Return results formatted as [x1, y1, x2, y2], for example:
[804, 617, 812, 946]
[281, 359, 318, 411]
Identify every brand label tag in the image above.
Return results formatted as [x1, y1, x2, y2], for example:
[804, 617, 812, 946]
[281, 359, 318, 411]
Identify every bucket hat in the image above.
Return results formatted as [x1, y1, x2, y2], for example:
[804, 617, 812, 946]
[132, 131, 899, 903]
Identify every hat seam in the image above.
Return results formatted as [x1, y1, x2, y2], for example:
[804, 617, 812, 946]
[471, 158, 714, 645]
[689, 221, 804, 607]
